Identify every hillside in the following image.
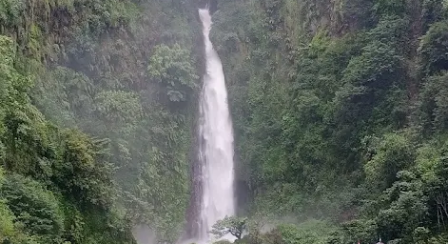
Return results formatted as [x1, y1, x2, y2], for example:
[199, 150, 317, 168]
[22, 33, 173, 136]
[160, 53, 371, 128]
[0, 0, 202, 243]
[212, 0, 448, 243]
[2, 0, 448, 244]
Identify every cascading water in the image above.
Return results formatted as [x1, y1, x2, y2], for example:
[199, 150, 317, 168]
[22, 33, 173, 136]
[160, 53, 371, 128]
[195, 7, 236, 243]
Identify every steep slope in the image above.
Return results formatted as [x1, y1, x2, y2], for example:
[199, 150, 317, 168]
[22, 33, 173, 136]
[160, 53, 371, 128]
[212, 0, 448, 243]
[0, 0, 203, 243]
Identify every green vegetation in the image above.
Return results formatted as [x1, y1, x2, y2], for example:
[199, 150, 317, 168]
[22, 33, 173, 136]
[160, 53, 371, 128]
[3, 0, 448, 243]
[0, 0, 201, 243]
[211, 0, 448, 243]
[211, 216, 247, 239]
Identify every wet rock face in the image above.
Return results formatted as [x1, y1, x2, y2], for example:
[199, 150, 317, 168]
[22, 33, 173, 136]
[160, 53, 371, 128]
[184, 115, 203, 240]
[235, 180, 251, 215]
[197, 0, 208, 8]
[210, 0, 218, 13]
[197, 0, 218, 13]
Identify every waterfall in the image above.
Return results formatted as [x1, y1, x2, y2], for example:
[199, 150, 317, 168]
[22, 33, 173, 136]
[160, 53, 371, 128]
[195, 8, 236, 243]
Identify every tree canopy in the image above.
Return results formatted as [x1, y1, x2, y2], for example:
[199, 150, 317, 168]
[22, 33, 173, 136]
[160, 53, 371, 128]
[3, 0, 448, 244]
[211, 216, 248, 240]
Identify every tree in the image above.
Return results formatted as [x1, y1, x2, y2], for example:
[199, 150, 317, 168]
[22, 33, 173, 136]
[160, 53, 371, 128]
[211, 216, 247, 240]
[148, 44, 198, 103]
[1, 174, 64, 242]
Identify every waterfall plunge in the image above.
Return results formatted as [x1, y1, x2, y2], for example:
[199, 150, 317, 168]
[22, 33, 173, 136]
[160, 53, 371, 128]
[196, 8, 236, 244]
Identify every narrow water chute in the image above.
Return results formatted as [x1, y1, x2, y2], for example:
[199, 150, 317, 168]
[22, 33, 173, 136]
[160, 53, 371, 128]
[195, 8, 236, 243]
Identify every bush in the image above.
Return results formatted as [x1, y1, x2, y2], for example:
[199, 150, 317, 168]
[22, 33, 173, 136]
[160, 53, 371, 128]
[419, 21, 448, 75]
[0, 168, 16, 241]
[264, 220, 343, 244]
[0, 174, 64, 240]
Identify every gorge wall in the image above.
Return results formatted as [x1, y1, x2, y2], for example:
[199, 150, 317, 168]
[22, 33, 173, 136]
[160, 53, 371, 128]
[209, 0, 448, 243]
[3, 0, 448, 243]
[0, 0, 204, 243]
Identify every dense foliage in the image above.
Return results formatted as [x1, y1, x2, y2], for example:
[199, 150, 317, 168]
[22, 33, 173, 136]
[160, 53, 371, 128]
[211, 216, 247, 240]
[211, 0, 448, 243]
[4, 0, 448, 243]
[0, 0, 202, 243]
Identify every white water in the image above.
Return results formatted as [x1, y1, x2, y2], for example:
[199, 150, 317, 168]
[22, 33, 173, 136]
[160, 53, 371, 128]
[197, 8, 236, 244]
